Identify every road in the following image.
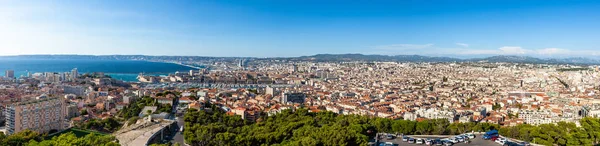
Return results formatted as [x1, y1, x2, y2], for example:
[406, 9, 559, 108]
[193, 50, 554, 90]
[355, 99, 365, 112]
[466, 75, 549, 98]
[171, 115, 185, 145]
[169, 98, 186, 146]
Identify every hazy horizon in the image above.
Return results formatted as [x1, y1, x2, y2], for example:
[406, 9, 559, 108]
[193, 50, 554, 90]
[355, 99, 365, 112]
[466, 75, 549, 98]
[2, 0, 600, 57]
[1, 53, 599, 60]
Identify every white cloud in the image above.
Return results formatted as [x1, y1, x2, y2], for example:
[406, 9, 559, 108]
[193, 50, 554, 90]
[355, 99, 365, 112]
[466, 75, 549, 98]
[498, 46, 530, 54]
[455, 43, 469, 47]
[458, 47, 600, 57]
[460, 46, 530, 55]
[459, 49, 501, 55]
[367, 44, 600, 57]
[373, 44, 434, 50]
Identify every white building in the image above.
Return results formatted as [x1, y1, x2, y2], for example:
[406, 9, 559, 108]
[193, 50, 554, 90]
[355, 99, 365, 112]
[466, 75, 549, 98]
[518, 110, 553, 125]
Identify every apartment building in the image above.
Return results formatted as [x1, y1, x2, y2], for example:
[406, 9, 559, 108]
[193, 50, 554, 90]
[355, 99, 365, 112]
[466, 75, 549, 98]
[281, 93, 306, 104]
[5, 96, 66, 135]
[518, 110, 553, 125]
[5, 70, 14, 78]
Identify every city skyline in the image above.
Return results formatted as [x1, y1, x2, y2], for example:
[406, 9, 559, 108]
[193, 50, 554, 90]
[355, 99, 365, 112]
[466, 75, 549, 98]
[5, 1, 600, 144]
[2, 0, 600, 57]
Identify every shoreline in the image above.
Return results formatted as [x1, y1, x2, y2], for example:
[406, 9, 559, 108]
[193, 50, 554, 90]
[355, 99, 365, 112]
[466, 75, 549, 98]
[141, 60, 204, 70]
[1, 59, 200, 82]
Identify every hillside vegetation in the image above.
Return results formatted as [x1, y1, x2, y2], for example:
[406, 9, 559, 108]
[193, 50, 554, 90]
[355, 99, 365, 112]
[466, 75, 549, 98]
[183, 104, 498, 146]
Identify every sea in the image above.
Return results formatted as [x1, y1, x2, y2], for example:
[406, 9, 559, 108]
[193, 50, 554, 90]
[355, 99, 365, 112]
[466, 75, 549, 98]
[0, 59, 199, 82]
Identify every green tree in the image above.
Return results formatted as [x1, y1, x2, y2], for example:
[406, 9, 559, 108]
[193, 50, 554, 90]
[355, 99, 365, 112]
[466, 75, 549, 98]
[415, 121, 431, 134]
[492, 103, 501, 111]
[2, 130, 41, 146]
[81, 109, 88, 115]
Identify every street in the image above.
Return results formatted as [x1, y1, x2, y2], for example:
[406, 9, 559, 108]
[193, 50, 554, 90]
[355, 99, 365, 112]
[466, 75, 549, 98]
[168, 98, 186, 146]
[170, 114, 185, 145]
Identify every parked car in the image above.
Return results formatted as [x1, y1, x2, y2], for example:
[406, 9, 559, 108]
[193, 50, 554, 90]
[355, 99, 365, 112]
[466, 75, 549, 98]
[409, 138, 415, 144]
[425, 139, 432, 145]
[495, 137, 507, 145]
[490, 135, 500, 141]
[456, 136, 464, 142]
[384, 142, 394, 146]
[434, 139, 443, 146]
[461, 134, 470, 140]
[441, 140, 453, 146]
[386, 134, 394, 140]
[416, 138, 424, 144]
[402, 136, 409, 142]
[447, 137, 458, 143]
[465, 133, 476, 139]
[503, 141, 523, 146]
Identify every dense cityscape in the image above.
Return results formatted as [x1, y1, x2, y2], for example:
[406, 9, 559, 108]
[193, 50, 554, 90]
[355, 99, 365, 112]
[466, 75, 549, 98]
[1, 56, 600, 146]
[4, 0, 600, 146]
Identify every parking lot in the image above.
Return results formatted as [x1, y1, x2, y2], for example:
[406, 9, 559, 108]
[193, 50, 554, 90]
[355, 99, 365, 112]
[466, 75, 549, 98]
[376, 134, 500, 146]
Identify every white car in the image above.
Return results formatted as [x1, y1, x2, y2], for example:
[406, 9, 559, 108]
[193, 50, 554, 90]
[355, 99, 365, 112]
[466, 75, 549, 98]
[416, 138, 424, 144]
[448, 138, 458, 143]
[460, 134, 469, 140]
[465, 133, 475, 139]
[455, 136, 464, 142]
[386, 134, 394, 140]
[402, 136, 409, 142]
[495, 137, 507, 145]
[425, 139, 432, 145]
[384, 142, 394, 146]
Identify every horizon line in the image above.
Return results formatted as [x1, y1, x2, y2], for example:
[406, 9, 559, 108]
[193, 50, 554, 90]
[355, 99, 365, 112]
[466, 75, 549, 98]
[0, 53, 597, 59]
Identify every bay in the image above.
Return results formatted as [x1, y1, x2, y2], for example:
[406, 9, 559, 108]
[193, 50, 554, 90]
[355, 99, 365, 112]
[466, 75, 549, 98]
[0, 59, 198, 82]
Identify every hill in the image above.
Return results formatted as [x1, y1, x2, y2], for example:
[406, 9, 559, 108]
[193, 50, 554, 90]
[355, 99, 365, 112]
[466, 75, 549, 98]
[292, 54, 461, 62]
[183, 104, 600, 146]
[182, 104, 498, 146]
[295, 54, 600, 65]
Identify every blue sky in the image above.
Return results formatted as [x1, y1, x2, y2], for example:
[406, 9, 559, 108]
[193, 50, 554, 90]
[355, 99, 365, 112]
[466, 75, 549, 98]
[1, 0, 600, 58]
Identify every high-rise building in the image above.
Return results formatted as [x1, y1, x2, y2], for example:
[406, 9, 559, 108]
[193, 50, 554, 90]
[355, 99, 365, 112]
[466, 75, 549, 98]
[281, 93, 306, 104]
[5, 96, 66, 135]
[61, 72, 67, 81]
[71, 68, 78, 80]
[238, 59, 244, 68]
[5, 70, 14, 78]
[45, 73, 60, 83]
[266, 86, 276, 96]
[63, 85, 86, 96]
[291, 64, 298, 72]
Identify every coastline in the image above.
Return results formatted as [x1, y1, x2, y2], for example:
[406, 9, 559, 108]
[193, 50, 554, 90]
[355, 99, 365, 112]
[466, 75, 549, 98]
[140, 60, 204, 70]
[0, 59, 199, 82]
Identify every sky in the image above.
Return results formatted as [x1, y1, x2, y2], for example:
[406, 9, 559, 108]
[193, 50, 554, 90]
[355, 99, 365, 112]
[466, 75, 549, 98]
[1, 0, 600, 58]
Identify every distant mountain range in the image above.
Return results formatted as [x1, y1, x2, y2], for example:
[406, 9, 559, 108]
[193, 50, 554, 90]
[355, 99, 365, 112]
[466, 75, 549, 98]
[1, 54, 600, 65]
[293, 54, 600, 65]
[290, 54, 461, 62]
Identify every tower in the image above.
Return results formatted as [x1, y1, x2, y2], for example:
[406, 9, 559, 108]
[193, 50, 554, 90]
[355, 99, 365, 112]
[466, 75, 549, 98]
[238, 59, 244, 68]
[291, 64, 298, 72]
[71, 68, 78, 80]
